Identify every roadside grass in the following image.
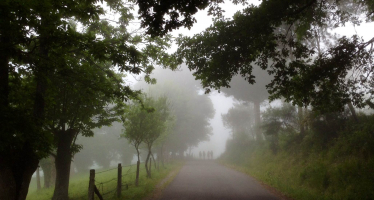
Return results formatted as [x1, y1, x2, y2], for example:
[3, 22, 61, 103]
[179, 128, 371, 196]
[27, 161, 183, 200]
[220, 126, 374, 200]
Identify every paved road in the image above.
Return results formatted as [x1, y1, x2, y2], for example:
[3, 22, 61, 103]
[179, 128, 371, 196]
[160, 161, 281, 200]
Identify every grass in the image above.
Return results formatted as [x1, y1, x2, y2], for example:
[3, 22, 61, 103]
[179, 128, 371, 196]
[27, 161, 183, 200]
[220, 127, 374, 200]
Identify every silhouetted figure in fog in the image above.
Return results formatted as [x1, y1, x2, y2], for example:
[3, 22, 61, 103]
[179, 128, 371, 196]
[211, 151, 214, 159]
[207, 151, 211, 159]
[203, 151, 206, 160]
[199, 151, 202, 159]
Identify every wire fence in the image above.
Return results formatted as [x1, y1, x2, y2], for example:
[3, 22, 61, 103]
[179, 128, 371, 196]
[88, 162, 145, 200]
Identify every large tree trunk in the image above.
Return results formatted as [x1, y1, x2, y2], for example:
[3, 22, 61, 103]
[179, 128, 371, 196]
[52, 129, 77, 200]
[253, 101, 262, 141]
[0, 143, 39, 200]
[0, 34, 49, 199]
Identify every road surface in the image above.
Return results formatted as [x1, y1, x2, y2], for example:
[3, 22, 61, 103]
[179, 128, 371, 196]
[159, 161, 281, 200]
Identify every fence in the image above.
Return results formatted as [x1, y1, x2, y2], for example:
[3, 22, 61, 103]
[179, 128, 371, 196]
[87, 162, 143, 200]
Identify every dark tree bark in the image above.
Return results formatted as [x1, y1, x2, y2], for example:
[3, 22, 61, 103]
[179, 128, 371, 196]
[52, 129, 77, 200]
[0, 144, 39, 200]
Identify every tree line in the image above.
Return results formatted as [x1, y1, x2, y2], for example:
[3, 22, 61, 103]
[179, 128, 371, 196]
[2, 0, 374, 199]
[0, 0, 216, 199]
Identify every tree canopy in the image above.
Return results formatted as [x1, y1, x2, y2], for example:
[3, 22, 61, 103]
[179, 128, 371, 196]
[176, 0, 374, 112]
[0, 0, 202, 199]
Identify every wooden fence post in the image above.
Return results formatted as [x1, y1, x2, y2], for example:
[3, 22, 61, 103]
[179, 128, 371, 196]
[88, 169, 95, 200]
[117, 163, 122, 198]
[136, 161, 140, 186]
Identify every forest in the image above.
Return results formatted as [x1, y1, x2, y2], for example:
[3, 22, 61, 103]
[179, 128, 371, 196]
[1, 0, 374, 200]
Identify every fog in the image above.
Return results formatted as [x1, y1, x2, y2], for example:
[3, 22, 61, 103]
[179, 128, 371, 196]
[12, 1, 374, 200]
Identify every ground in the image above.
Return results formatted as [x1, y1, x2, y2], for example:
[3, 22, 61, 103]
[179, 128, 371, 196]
[158, 160, 282, 200]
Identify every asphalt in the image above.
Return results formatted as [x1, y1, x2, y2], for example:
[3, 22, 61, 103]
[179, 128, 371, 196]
[159, 160, 281, 200]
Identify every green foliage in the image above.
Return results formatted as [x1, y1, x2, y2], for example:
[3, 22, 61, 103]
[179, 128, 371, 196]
[136, 0, 232, 37]
[176, 0, 374, 112]
[262, 103, 298, 136]
[221, 103, 254, 138]
[0, 0, 182, 158]
[121, 95, 172, 153]
[221, 113, 374, 200]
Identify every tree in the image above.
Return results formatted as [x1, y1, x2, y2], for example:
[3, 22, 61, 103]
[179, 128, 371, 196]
[44, 58, 128, 200]
[0, 1, 137, 198]
[136, 65, 215, 154]
[39, 156, 56, 189]
[136, 0, 234, 37]
[176, 0, 374, 114]
[2, 0, 198, 198]
[221, 103, 255, 139]
[261, 103, 299, 153]
[142, 96, 171, 178]
[220, 66, 272, 141]
[120, 97, 151, 186]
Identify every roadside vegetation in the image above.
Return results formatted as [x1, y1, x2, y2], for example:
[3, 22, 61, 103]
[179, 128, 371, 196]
[27, 161, 183, 200]
[220, 104, 374, 200]
[3, 1, 374, 200]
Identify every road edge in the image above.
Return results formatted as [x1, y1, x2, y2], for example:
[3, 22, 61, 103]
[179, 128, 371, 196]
[219, 161, 295, 200]
[143, 162, 184, 200]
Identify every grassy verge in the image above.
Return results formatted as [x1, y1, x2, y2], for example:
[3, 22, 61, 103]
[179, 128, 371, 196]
[220, 134, 374, 200]
[27, 161, 183, 200]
